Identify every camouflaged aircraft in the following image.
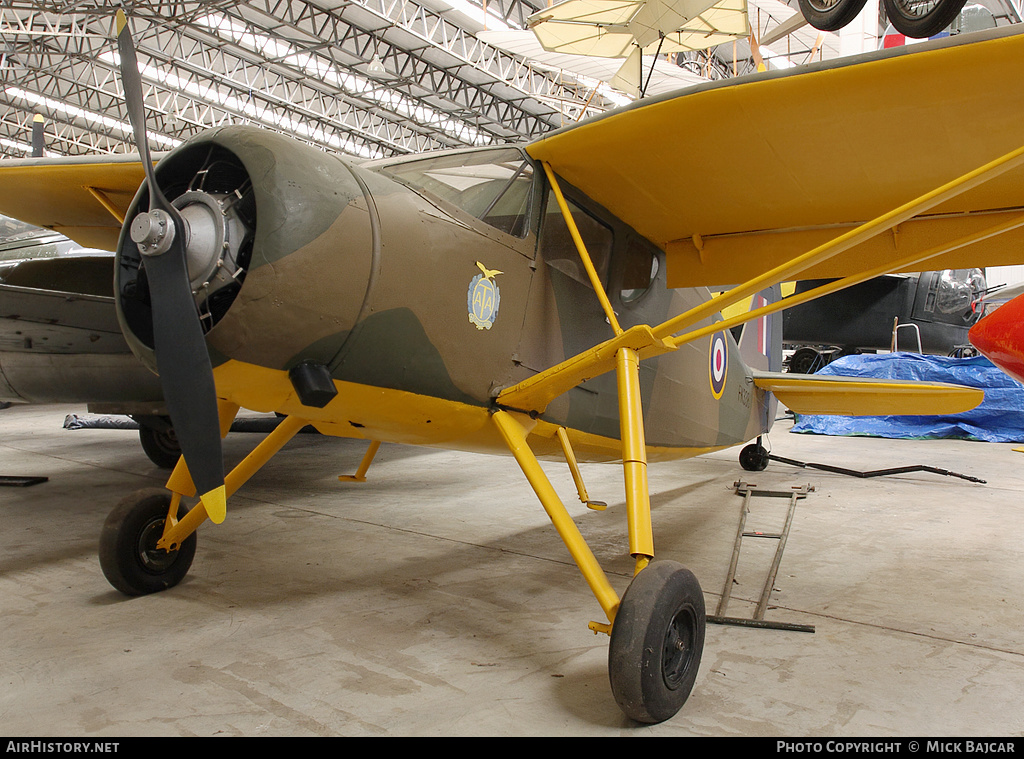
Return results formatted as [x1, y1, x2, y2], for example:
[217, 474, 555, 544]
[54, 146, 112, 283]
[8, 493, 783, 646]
[2, 15, 1024, 723]
[0, 215, 163, 409]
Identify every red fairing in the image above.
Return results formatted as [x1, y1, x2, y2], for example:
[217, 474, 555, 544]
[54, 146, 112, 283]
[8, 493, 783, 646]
[969, 292, 1024, 383]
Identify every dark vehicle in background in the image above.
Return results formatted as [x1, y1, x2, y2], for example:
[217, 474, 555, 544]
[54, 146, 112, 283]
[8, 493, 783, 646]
[783, 269, 987, 373]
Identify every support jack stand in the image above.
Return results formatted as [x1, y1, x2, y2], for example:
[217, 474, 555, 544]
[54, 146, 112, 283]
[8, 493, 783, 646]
[708, 482, 816, 634]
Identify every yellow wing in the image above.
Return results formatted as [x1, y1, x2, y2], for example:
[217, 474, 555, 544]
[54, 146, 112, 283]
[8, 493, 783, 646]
[527, 26, 1024, 288]
[0, 154, 149, 251]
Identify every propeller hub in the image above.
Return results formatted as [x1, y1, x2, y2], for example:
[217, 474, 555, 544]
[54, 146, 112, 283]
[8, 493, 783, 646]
[173, 191, 225, 290]
[118, 142, 255, 346]
[130, 209, 176, 257]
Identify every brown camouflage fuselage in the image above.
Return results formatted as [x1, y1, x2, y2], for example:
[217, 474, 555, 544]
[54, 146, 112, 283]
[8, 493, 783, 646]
[115, 125, 777, 463]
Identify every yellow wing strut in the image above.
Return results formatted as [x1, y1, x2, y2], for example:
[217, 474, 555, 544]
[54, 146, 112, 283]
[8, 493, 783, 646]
[499, 167, 659, 619]
[496, 147, 1015, 620]
[542, 162, 623, 335]
[668, 209, 1024, 352]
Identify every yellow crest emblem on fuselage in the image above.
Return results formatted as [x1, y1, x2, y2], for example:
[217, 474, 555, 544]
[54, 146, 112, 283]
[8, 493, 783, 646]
[468, 262, 502, 330]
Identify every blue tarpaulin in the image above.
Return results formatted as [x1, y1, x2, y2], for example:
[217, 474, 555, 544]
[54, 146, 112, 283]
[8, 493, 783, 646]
[789, 353, 1024, 442]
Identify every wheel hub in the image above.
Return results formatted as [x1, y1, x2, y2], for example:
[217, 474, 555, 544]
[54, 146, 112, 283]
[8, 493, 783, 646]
[136, 516, 177, 573]
[662, 605, 697, 689]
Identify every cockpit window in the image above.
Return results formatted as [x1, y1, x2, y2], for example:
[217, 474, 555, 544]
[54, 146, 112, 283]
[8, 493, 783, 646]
[540, 193, 612, 288]
[620, 238, 659, 304]
[376, 148, 534, 238]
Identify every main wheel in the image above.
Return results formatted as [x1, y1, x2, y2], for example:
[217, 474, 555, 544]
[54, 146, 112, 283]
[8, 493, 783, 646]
[798, 0, 869, 31]
[138, 423, 181, 469]
[739, 443, 770, 472]
[608, 561, 706, 723]
[883, 0, 965, 37]
[99, 489, 196, 596]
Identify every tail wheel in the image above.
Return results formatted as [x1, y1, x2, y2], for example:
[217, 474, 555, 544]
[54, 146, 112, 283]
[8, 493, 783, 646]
[739, 443, 770, 472]
[609, 561, 706, 723]
[99, 488, 196, 596]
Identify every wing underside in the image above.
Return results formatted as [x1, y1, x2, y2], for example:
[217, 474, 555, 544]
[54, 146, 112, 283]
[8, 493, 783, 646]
[526, 26, 1024, 289]
[0, 155, 147, 251]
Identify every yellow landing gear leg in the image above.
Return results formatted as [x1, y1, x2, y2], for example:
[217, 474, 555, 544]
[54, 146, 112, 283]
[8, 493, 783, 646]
[158, 400, 240, 531]
[99, 407, 310, 597]
[616, 347, 653, 575]
[609, 345, 707, 724]
[339, 440, 381, 482]
[492, 410, 620, 624]
[528, 164, 707, 723]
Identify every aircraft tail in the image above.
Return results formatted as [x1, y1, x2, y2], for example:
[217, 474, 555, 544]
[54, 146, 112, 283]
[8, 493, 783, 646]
[724, 285, 783, 374]
[719, 286, 782, 435]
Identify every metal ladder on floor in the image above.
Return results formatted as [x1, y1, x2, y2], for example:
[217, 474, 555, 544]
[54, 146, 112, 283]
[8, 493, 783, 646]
[708, 481, 816, 633]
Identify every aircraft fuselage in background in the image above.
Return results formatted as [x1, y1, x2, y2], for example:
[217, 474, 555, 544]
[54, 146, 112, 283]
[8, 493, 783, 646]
[0, 217, 162, 407]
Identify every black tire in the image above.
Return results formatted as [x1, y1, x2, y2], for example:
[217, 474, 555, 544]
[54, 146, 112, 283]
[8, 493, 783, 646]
[608, 561, 706, 723]
[99, 489, 196, 596]
[138, 424, 181, 469]
[883, 0, 964, 37]
[788, 347, 820, 374]
[739, 443, 770, 472]
[798, 0, 869, 31]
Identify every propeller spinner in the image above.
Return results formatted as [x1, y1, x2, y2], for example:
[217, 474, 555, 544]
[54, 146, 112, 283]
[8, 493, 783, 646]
[115, 11, 226, 522]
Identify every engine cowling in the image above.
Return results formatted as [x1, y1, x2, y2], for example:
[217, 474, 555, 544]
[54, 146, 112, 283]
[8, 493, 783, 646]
[116, 125, 375, 376]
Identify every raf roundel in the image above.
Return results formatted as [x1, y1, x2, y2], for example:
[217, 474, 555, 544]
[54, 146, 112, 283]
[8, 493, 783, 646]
[709, 331, 728, 400]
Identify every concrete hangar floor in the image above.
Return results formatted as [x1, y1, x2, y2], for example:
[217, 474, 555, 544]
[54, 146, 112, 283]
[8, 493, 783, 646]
[1, 402, 1022, 737]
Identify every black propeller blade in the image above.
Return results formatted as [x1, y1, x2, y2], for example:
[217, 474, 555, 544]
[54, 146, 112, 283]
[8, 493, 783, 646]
[116, 10, 226, 522]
